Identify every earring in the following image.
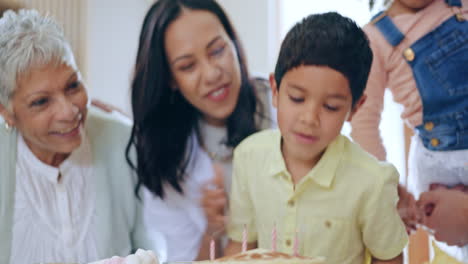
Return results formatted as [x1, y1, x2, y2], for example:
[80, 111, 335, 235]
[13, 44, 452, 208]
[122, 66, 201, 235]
[4, 122, 12, 132]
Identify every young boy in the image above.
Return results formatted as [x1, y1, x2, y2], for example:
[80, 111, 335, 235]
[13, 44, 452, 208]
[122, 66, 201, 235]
[224, 12, 408, 264]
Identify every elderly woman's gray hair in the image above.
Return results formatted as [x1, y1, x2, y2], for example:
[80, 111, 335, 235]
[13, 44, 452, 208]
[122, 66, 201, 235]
[0, 9, 77, 108]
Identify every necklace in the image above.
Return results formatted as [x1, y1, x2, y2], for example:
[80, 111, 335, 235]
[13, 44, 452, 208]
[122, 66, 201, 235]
[198, 121, 233, 162]
[202, 142, 233, 163]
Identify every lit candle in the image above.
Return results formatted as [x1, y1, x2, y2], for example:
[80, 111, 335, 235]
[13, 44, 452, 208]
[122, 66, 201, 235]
[272, 222, 277, 252]
[210, 238, 215, 261]
[293, 229, 299, 256]
[242, 224, 248, 252]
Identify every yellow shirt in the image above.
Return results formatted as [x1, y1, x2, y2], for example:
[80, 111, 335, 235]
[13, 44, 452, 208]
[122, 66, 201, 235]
[227, 129, 408, 264]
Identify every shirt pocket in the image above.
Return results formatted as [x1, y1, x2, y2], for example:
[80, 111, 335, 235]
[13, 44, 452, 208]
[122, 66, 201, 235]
[426, 28, 468, 97]
[303, 217, 355, 262]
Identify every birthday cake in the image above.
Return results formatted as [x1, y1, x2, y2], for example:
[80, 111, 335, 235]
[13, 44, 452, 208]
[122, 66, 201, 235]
[88, 249, 159, 264]
[195, 248, 325, 264]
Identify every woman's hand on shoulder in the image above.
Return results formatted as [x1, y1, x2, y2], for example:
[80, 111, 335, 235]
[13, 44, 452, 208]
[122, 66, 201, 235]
[91, 99, 130, 118]
[201, 163, 228, 238]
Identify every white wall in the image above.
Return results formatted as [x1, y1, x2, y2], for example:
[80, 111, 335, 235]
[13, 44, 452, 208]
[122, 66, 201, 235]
[218, 0, 278, 78]
[84, 0, 151, 114]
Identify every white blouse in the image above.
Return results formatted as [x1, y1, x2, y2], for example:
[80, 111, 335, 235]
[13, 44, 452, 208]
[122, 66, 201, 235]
[143, 122, 230, 262]
[11, 134, 98, 264]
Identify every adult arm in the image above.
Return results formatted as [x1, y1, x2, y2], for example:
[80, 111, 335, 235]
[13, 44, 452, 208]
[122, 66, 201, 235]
[418, 189, 468, 246]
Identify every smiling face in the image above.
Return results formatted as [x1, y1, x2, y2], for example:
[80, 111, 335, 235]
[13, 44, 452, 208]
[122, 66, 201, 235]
[164, 9, 242, 127]
[0, 63, 88, 165]
[271, 65, 364, 167]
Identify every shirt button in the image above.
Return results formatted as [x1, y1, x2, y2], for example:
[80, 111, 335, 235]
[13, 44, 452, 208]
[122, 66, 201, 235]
[403, 48, 415, 62]
[431, 138, 440, 147]
[288, 200, 295, 207]
[286, 239, 292, 246]
[424, 122, 434, 131]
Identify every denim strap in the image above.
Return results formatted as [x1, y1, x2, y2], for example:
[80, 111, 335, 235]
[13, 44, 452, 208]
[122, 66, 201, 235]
[445, 0, 462, 7]
[370, 11, 404, 47]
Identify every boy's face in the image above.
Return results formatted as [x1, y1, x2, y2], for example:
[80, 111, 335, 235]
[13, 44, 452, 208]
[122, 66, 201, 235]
[270, 65, 365, 166]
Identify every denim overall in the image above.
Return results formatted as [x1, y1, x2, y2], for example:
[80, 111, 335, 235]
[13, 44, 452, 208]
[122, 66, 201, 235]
[372, 0, 468, 151]
[372, 3, 468, 262]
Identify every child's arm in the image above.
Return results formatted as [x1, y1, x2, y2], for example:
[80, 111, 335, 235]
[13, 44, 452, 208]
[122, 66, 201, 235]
[361, 165, 408, 262]
[372, 253, 403, 264]
[350, 25, 388, 161]
[224, 240, 257, 256]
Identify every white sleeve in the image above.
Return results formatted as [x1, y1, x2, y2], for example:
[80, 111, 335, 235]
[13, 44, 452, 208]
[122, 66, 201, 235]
[142, 141, 215, 262]
[143, 187, 205, 262]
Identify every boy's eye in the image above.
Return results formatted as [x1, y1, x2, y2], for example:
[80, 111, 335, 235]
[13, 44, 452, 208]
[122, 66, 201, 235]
[288, 95, 304, 103]
[324, 104, 340, 111]
[30, 97, 49, 107]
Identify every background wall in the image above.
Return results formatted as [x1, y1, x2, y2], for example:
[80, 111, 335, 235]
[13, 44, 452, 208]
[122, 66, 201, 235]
[218, 0, 278, 78]
[83, 0, 150, 114]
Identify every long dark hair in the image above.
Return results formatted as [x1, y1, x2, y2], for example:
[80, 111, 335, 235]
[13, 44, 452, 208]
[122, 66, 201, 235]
[126, 0, 261, 198]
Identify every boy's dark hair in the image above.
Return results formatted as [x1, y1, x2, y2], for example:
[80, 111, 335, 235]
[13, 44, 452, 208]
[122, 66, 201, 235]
[274, 12, 373, 106]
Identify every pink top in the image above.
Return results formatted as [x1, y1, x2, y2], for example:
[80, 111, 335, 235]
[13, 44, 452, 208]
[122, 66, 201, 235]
[350, 0, 468, 160]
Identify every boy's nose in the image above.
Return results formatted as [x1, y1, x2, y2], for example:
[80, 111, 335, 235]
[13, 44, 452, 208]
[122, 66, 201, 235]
[300, 107, 320, 127]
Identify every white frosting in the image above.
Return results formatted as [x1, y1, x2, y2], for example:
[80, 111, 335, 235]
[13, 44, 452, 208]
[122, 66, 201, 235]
[89, 249, 159, 264]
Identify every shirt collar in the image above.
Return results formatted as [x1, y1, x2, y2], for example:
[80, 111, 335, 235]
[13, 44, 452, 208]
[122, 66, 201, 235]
[267, 130, 288, 177]
[268, 132, 345, 189]
[304, 135, 344, 188]
[17, 133, 91, 184]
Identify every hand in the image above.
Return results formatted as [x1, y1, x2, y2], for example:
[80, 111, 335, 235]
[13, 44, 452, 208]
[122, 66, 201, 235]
[417, 188, 468, 246]
[397, 185, 423, 234]
[91, 99, 130, 117]
[201, 163, 228, 238]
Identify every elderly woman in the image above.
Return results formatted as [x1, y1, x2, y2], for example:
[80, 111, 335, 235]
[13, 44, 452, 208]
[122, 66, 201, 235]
[0, 10, 153, 264]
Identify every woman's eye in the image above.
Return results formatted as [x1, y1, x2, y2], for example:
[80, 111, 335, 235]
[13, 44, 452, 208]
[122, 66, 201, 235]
[211, 45, 225, 57]
[67, 81, 81, 91]
[179, 63, 195, 71]
[30, 98, 49, 107]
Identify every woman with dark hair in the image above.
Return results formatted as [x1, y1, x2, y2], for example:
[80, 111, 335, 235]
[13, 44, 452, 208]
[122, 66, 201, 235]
[126, 0, 273, 261]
